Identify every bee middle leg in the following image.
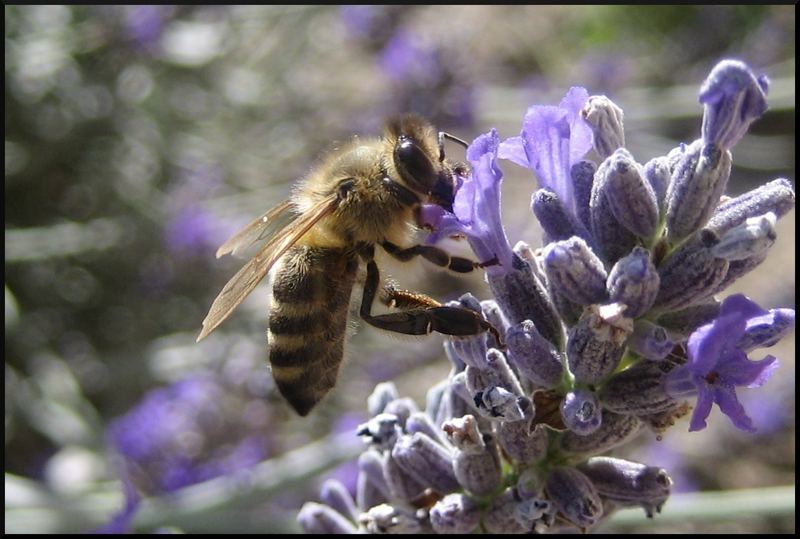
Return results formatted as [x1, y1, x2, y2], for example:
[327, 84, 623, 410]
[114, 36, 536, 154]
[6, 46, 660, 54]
[380, 240, 498, 274]
[360, 256, 503, 345]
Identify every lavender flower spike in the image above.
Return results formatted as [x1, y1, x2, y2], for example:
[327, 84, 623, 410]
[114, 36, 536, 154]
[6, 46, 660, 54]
[700, 59, 769, 151]
[664, 294, 782, 432]
[499, 86, 594, 220]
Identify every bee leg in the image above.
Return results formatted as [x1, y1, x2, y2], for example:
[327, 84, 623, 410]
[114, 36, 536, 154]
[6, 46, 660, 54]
[381, 241, 498, 274]
[360, 258, 504, 346]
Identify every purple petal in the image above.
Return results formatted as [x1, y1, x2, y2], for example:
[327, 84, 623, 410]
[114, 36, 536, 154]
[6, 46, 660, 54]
[712, 385, 756, 432]
[718, 293, 769, 320]
[497, 136, 529, 168]
[560, 87, 595, 165]
[688, 385, 715, 432]
[716, 353, 778, 388]
[511, 88, 593, 218]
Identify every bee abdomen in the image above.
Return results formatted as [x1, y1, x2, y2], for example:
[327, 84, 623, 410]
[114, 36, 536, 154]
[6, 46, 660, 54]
[268, 246, 357, 416]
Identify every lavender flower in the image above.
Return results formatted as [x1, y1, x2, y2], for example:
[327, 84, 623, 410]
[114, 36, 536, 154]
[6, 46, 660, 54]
[424, 129, 514, 276]
[299, 59, 794, 535]
[664, 294, 783, 432]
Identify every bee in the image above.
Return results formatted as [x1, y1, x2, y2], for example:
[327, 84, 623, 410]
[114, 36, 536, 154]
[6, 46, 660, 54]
[197, 114, 499, 416]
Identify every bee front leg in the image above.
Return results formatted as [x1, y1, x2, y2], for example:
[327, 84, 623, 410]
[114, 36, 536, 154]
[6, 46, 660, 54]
[381, 241, 498, 274]
[360, 258, 503, 345]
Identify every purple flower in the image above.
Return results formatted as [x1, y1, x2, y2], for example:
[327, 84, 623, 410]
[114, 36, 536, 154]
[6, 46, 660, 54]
[423, 129, 514, 276]
[164, 206, 217, 255]
[699, 59, 769, 150]
[108, 375, 269, 495]
[664, 294, 783, 432]
[498, 87, 594, 220]
[379, 29, 440, 86]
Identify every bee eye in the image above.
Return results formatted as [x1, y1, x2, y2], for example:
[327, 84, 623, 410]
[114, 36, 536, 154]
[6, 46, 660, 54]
[394, 136, 437, 194]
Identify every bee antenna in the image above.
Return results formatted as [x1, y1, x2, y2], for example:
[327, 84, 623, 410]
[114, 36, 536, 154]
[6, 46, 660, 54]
[438, 131, 469, 162]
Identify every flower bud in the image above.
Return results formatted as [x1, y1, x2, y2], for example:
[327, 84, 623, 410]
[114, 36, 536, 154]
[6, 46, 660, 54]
[578, 457, 672, 518]
[532, 189, 579, 244]
[590, 157, 639, 263]
[600, 149, 659, 238]
[607, 247, 660, 318]
[599, 361, 679, 415]
[706, 178, 795, 236]
[627, 320, 675, 361]
[367, 382, 400, 417]
[425, 379, 449, 425]
[406, 411, 449, 447]
[699, 59, 769, 151]
[506, 320, 565, 388]
[544, 467, 603, 530]
[357, 450, 391, 502]
[711, 249, 768, 295]
[429, 493, 481, 534]
[356, 413, 401, 450]
[443, 415, 502, 496]
[643, 156, 670, 211]
[320, 479, 359, 522]
[383, 450, 427, 502]
[665, 139, 732, 241]
[357, 470, 385, 511]
[567, 303, 633, 385]
[391, 433, 460, 494]
[710, 212, 776, 261]
[548, 283, 585, 327]
[560, 410, 642, 455]
[481, 299, 509, 350]
[383, 398, 419, 429]
[488, 253, 564, 348]
[359, 504, 424, 534]
[496, 402, 547, 465]
[737, 307, 796, 352]
[572, 160, 597, 232]
[447, 294, 489, 369]
[561, 388, 602, 435]
[297, 502, 357, 534]
[654, 234, 729, 312]
[582, 95, 626, 160]
[543, 237, 608, 306]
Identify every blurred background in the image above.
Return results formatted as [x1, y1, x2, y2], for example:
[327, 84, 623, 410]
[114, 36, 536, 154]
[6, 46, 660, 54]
[4, 5, 795, 534]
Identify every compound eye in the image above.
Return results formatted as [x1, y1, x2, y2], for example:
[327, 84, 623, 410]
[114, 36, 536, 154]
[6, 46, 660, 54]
[394, 136, 437, 194]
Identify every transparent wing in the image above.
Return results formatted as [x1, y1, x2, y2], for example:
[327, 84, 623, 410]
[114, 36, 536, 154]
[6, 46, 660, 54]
[216, 199, 294, 258]
[197, 194, 339, 341]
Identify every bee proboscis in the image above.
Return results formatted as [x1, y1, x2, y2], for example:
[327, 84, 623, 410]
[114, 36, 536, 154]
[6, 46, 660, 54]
[197, 114, 499, 416]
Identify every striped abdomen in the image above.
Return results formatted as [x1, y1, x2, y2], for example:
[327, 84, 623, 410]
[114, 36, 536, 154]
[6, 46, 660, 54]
[268, 245, 359, 416]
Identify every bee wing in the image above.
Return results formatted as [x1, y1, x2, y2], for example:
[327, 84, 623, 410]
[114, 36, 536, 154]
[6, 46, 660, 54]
[216, 199, 294, 258]
[197, 194, 339, 342]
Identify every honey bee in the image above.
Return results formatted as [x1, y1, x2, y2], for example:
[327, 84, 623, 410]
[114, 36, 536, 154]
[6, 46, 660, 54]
[197, 114, 499, 416]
